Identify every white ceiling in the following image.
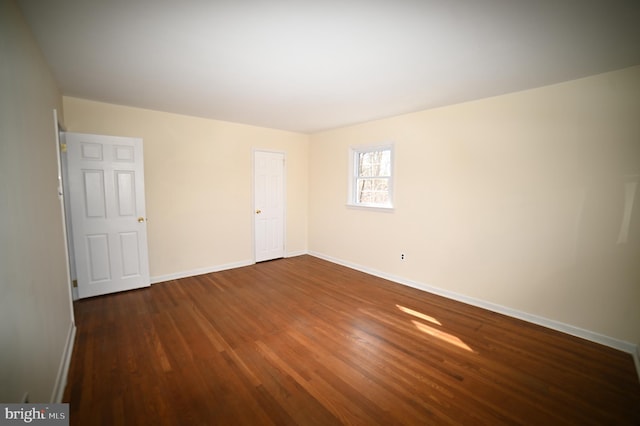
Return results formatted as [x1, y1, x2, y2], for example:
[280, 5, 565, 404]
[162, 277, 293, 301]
[17, 0, 640, 134]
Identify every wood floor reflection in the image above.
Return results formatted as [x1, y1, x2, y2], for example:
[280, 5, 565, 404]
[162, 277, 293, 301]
[64, 255, 640, 425]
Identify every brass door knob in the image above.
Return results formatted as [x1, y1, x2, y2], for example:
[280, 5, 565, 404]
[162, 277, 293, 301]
[255, 209, 262, 214]
[138, 217, 146, 223]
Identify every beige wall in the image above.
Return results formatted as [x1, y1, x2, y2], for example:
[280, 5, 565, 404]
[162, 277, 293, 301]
[309, 66, 640, 349]
[63, 98, 309, 279]
[4, 0, 637, 402]
[0, 0, 74, 402]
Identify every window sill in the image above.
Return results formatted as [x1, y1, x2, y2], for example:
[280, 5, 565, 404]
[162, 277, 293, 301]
[346, 203, 395, 213]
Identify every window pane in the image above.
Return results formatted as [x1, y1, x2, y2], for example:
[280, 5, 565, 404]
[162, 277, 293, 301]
[357, 178, 389, 204]
[358, 149, 391, 177]
[350, 144, 393, 208]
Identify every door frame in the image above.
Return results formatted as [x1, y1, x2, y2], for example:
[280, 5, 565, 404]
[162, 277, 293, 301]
[53, 109, 78, 307]
[58, 130, 79, 300]
[252, 149, 287, 263]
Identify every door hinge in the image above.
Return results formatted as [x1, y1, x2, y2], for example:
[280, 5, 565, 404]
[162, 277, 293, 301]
[72, 279, 77, 288]
[60, 143, 67, 153]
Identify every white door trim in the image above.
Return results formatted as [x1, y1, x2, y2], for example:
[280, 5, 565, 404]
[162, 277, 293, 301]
[53, 109, 77, 311]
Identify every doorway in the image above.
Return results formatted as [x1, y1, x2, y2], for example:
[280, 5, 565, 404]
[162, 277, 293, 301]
[253, 150, 285, 262]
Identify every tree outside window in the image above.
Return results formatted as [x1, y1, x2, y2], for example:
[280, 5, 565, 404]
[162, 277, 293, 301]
[349, 145, 393, 209]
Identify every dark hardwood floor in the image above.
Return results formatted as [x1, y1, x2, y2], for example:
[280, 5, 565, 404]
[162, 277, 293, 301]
[63, 255, 640, 425]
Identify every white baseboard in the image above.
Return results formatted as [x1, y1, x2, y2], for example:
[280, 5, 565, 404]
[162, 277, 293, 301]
[151, 253, 312, 285]
[150, 259, 255, 284]
[286, 250, 308, 258]
[51, 321, 76, 403]
[635, 346, 640, 382]
[308, 251, 640, 381]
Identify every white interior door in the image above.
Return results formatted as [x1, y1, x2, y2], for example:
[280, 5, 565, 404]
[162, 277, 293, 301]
[65, 132, 150, 298]
[254, 151, 285, 262]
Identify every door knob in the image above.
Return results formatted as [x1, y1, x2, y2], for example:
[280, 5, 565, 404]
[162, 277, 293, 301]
[138, 217, 146, 223]
[255, 209, 262, 214]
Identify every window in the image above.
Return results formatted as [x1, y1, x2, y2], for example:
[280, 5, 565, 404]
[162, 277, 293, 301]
[348, 144, 394, 209]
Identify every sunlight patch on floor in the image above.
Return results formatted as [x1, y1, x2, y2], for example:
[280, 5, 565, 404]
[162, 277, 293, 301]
[396, 304, 474, 352]
[395, 304, 441, 325]
[412, 320, 474, 352]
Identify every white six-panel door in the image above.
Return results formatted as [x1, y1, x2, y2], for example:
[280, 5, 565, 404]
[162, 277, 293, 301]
[254, 151, 285, 262]
[65, 132, 150, 298]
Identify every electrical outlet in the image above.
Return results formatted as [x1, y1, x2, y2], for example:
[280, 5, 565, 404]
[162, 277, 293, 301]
[401, 253, 405, 260]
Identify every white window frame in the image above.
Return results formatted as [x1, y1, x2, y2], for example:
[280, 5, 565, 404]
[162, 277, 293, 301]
[347, 143, 394, 210]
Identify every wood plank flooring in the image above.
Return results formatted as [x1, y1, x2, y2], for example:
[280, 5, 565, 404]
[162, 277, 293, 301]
[63, 255, 640, 425]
